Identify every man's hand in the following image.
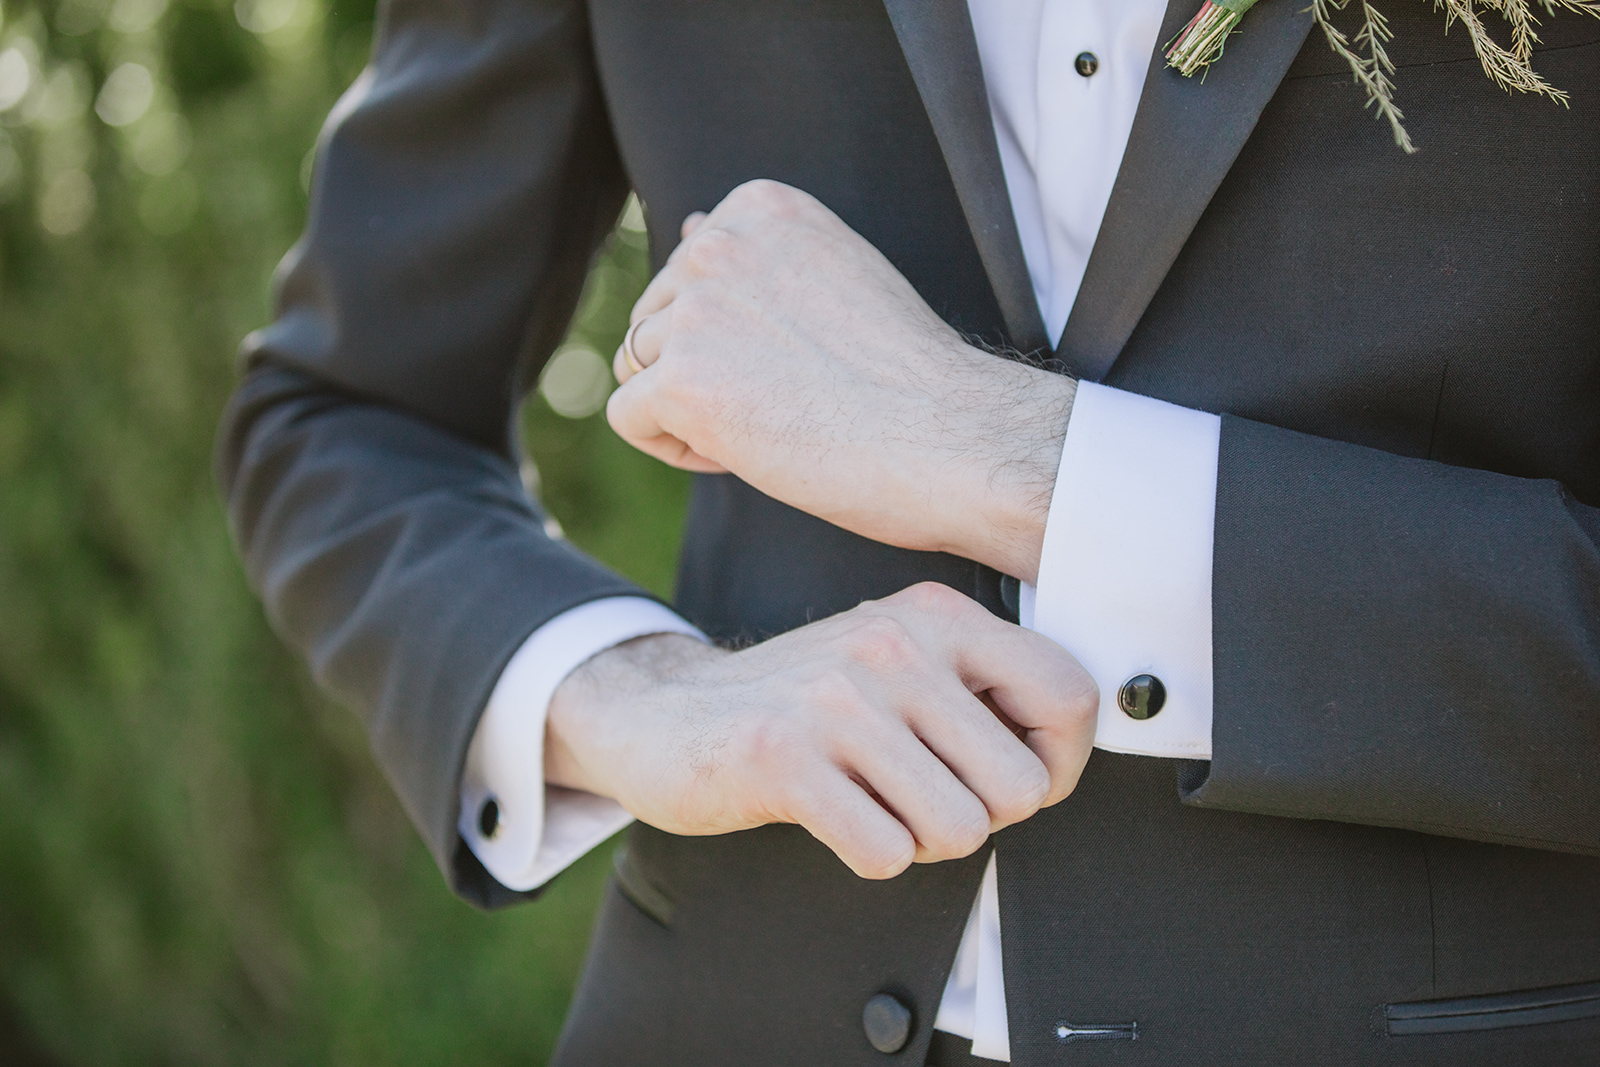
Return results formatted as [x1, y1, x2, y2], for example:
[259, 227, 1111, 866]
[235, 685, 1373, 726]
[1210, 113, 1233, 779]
[545, 583, 1097, 879]
[607, 180, 1075, 584]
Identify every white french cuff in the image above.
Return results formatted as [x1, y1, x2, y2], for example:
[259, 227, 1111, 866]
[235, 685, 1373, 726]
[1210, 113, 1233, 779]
[1024, 381, 1221, 760]
[458, 596, 706, 891]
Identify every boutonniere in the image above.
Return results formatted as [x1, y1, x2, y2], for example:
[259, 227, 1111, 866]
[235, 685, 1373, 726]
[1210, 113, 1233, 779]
[1165, 0, 1600, 153]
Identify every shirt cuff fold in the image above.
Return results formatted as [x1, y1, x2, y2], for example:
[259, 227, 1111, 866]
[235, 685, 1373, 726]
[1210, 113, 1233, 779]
[458, 596, 705, 891]
[1025, 381, 1220, 760]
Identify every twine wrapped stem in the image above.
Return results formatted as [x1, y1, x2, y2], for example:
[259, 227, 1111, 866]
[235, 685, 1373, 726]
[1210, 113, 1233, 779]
[1165, 0, 1261, 76]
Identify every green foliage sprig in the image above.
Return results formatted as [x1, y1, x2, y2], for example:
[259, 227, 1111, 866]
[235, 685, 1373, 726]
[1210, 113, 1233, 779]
[1167, 0, 1600, 152]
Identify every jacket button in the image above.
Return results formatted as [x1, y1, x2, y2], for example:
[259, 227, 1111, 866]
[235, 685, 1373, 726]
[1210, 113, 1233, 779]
[862, 992, 913, 1054]
[1118, 674, 1166, 720]
[1075, 51, 1099, 77]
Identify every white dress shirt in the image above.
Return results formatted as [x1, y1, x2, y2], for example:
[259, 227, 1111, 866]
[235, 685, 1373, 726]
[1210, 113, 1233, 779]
[459, 2, 1223, 1061]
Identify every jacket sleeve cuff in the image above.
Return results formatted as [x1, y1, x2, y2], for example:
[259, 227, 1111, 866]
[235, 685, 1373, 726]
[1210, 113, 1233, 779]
[1024, 381, 1220, 760]
[458, 596, 705, 891]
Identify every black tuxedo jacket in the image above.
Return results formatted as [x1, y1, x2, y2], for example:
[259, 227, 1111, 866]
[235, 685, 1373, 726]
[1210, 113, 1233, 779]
[218, 0, 1600, 1062]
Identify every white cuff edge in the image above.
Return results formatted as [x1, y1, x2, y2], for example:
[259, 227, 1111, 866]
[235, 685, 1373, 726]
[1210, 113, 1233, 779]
[458, 596, 705, 891]
[1030, 382, 1220, 761]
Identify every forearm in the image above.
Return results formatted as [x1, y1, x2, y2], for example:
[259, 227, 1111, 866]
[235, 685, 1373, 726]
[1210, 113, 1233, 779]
[218, 0, 638, 907]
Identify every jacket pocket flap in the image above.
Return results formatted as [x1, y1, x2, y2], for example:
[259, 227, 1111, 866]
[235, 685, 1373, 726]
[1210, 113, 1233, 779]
[1385, 980, 1600, 1036]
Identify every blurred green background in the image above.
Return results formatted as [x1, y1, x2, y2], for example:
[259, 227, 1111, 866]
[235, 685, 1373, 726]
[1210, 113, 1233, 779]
[0, 0, 687, 1060]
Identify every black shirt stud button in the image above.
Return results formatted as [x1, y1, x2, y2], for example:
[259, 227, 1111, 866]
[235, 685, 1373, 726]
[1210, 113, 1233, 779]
[863, 992, 913, 1054]
[1118, 675, 1166, 720]
[478, 798, 501, 839]
[1075, 51, 1100, 77]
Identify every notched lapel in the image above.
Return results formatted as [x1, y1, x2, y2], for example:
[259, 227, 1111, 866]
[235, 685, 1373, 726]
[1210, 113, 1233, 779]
[1057, 0, 1315, 381]
[881, 0, 1049, 354]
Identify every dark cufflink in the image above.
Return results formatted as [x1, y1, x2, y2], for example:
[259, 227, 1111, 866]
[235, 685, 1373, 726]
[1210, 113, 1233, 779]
[1117, 674, 1166, 720]
[478, 798, 501, 839]
[862, 992, 913, 1054]
[1075, 51, 1100, 77]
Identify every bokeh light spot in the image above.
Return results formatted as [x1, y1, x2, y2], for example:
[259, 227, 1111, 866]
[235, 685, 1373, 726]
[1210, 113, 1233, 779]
[540, 346, 614, 419]
[108, 0, 169, 34]
[95, 63, 155, 127]
[0, 49, 32, 112]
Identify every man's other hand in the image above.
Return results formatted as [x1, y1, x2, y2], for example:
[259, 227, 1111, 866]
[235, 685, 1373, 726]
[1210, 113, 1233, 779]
[606, 180, 1076, 585]
[544, 583, 1097, 879]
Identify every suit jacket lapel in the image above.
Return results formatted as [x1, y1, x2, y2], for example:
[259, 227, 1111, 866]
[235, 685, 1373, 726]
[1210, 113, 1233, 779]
[881, 0, 1049, 354]
[1057, 0, 1315, 381]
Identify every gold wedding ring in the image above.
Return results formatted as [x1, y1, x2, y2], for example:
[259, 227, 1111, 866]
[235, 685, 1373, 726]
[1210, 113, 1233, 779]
[622, 319, 646, 376]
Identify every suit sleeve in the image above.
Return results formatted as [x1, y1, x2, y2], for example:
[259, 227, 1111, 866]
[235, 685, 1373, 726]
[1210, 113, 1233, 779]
[1179, 415, 1600, 856]
[215, 0, 643, 909]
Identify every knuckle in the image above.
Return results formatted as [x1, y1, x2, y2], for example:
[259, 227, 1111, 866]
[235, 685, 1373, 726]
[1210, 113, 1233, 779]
[899, 580, 972, 619]
[1066, 672, 1101, 724]
[650, 357, 702, 411]
[927, 807, 990, 861]
[803, 668, 865, 718]
[731, 177, 794, 214]
[738, 714, 805, 773]
[855, 835, 915, 880]
[1020, 760, 1053, 807]
[844, 615, 919, 673]
[991, 763, 1051, 824]
[659, 296, 707, 343]
[680, 228, 736, 276]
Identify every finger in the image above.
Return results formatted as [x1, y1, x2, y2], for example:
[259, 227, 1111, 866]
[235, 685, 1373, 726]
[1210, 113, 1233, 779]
[630, 261, 681, 327]
[612, 310, 670, 386]
[882, 584, 1097, 808]
[680, 210, 709, 240]
[834, 716, 992, 863]
[783, 770, 917, 880]
[605, 386, 728, 472]
[606, 371, 668, 443]
[633, 213, 735, 324]
[901, 678, 1053, 833]
[956, 627, 1097, 807]
[631, 226, 711, 323]
[628, 433, 729, 474]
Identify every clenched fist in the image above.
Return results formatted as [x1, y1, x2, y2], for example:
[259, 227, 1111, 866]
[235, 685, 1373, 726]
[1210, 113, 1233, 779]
[545, 583, 1098, 879]
[607, 179, 1075, 585]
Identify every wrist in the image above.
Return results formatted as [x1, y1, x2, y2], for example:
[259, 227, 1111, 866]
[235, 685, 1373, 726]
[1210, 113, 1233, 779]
[544, 632, 720, 796]
[946, 356, 1075, 583]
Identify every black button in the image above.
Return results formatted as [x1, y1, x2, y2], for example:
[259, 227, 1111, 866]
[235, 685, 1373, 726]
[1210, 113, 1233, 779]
[862, 992, 913, 1054]
[1075, 51, 1099, 77]
[1118, 675, 1166, 720]
[478, 798, 501, 839]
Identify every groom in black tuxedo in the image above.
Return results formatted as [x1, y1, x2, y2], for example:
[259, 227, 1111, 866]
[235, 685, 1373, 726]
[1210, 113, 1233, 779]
[219, 0, 1600, 1063]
